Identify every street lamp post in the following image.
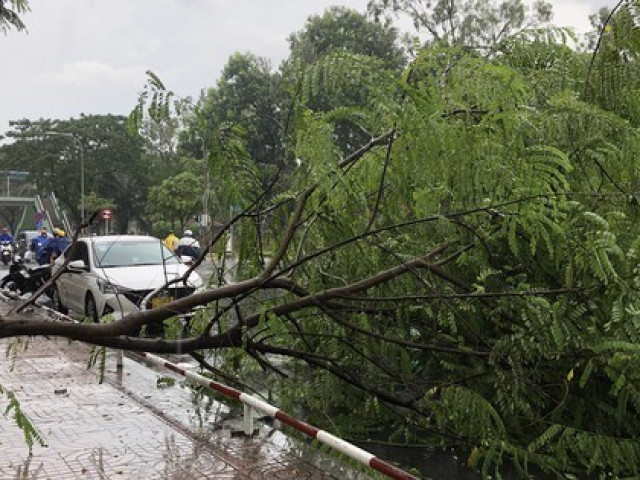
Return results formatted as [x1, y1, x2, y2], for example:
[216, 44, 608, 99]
[44, 131, 85, 221]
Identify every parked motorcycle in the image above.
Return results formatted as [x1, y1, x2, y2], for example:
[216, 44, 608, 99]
[0, 255, 51, 295]
[0, 241, 13, 265]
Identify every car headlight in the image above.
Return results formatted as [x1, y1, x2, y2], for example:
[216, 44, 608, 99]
[97, 277, 129, 294]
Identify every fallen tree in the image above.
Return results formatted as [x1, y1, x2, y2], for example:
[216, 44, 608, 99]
[5, 6, 640, 477]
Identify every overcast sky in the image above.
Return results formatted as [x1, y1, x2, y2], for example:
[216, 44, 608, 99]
[1, 0, 610, 138]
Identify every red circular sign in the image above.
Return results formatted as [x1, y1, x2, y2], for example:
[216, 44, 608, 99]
[101, 209, 112, 219]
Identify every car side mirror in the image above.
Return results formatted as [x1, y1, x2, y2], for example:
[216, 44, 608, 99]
[67, 259, 88, 271]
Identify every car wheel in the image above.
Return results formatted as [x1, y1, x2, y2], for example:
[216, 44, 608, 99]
[51, 285, 69, 315]
[85, 293, 100, 323]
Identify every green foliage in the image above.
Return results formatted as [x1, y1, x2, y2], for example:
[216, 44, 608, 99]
[1, 337, 44, 453]
[156, 376, 176, 389]
[288, 6, 406, 71]
[5, 336, 28, 367]
[182, 52, 284, 174]
[146, 171, 204, 228]
[82, 192, 115, 217]
[129, 70, 176, 129]
[2, 387, 45, 453]
[284, 12, 404, 156]
[0, 0, 30, 35]
[367, 0, 553, 48]
[240, 16, 640, 478]
[87, 345, 107, 384]
[206, 122, 260, 221]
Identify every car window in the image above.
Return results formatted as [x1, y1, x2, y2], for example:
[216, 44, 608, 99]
[92, 240, 179, 268]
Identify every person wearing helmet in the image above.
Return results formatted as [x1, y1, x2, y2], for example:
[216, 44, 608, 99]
[163, 229, 179, 251]
[175, 229, 201, 261]
[41, 228, 71, 264]
[31, 227, 50, 265]
[0, 227, 14, 243]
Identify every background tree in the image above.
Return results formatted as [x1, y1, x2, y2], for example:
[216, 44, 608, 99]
[0, 115, 147, 232]
[133, 71, 261, 243]
[180, 53, 284, 172]
[288, 6, 406, 71]
[367, 0, 553, 49]
[145, 171, 204, 230]
[82, 192, 114, 217]
[582, 1, 640, 125]
[130, 71, 190, 183]
[86, 116, 149, 233]
[282, 7, 406, 156]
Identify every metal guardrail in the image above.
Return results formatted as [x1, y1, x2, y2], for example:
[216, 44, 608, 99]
[36, 192, 72, 234]
[136, 351, 418, 480]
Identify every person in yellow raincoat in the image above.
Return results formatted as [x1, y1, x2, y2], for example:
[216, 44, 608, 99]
[163, 229, 179, 252]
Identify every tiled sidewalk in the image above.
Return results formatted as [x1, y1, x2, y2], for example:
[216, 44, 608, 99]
[0, 337, 370, 479]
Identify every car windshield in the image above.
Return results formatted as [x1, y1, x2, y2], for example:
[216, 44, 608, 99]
[92, 240, 180, 268]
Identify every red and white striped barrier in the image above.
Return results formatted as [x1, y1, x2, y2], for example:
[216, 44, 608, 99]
[136, 351, 418, 480]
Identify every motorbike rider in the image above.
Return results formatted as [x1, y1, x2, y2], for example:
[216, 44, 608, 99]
[30, 227, 50, 265]
[0, 227, 14, 243]
[40, 228, 71, 264]
[163, 229, 179, 251]
[174, 229, 201, 261]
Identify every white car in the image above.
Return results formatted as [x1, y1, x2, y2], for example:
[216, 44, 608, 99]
[51, 235, 204, 322]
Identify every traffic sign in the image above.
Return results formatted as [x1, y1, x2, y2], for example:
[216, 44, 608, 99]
[101, 209, 112, 220]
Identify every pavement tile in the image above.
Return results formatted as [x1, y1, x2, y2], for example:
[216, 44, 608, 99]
[0, 336, 372, 479]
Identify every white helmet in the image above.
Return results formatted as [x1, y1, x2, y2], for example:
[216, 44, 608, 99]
[184, 229, 193, 236]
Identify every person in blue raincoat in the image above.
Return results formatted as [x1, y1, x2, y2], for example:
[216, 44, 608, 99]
[30, 227, 50, 265]
[0, 227, 14, 243]
[40, 228, 71, 264]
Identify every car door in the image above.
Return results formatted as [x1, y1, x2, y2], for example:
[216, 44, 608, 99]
[57, 241, 90, 313]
